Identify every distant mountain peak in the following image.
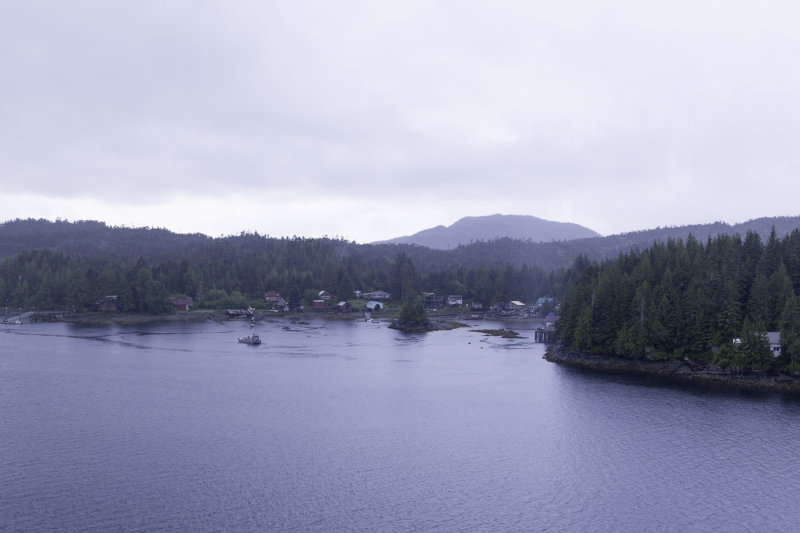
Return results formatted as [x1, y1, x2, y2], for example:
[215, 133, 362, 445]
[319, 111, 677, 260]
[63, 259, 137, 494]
[375, 214, 600, 249]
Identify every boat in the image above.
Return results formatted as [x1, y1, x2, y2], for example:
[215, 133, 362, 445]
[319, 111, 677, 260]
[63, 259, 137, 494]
[238, 334, 261, 345]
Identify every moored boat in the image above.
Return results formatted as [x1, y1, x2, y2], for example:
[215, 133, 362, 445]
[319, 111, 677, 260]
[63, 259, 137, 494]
[238, 334, 261, 345]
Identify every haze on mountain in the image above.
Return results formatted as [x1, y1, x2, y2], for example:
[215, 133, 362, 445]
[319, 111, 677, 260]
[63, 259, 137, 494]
[376, 214, 600, 250]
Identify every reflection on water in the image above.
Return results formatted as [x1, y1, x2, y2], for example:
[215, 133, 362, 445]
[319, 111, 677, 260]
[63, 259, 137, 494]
[2, 318, 800, 532]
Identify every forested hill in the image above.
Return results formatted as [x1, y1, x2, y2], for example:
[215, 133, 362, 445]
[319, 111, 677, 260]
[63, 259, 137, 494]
[4, 216, 800, 315]
[540, 216, 800, 266]
[0, 219, 560, 314]
[0, 219, 211, 263]
[558, 229, 800, 372]
[4, 216, 800, 272]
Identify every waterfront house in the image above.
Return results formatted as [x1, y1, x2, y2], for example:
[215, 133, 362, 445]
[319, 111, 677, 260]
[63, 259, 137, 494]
[312, 299, 327, 310]
[272, 297, 290, 312]
[363, 290, 390, 301]
[97, 295, 119, 312]
[318, 290, 332, 301]
[544, 314, 561, 328]
[264, 291, 281, 303]
[169, 296, 193, 311]
[337, 301, 353, 312]
[492, 301, 522, 312]
[423, 293, 443, 310]
[767, 332, 782, 357]
[733, 332, 782, 357]
[447, 295, 463, 306]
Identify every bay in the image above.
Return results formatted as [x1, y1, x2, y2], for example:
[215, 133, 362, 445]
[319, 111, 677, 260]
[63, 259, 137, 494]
[2, 317, 800, 532]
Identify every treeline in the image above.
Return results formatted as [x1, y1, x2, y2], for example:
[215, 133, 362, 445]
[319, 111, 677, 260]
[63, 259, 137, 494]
[7, 216, 800, 273]
[559, 229, 800, 372]
[0, 240, 559, 313]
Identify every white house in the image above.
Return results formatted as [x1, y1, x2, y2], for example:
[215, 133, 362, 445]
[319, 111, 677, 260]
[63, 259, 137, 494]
[767, 332, 782, 357]
[363, 290, 390, 301]
[447, 295, 463, 306]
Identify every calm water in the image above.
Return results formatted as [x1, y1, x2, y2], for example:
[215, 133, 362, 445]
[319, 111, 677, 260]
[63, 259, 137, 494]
[2, 317, 800, 532]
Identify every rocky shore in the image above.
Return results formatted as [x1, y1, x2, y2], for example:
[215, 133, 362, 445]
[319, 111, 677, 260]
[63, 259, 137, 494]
[545, 344, 800, 393]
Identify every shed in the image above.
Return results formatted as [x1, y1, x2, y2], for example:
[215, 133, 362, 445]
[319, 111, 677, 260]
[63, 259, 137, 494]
[544, 314, 561, 328]
[169, 296, 193, 311]
[366, 301, 383, 312]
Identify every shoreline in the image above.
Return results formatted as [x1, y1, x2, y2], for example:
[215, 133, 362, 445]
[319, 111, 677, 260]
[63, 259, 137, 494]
[15, 308, 544, 327]
[545, 344, 800, 394]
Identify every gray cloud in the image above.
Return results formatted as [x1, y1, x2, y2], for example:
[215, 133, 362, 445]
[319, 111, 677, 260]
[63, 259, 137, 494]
[2, 1, 800, 241]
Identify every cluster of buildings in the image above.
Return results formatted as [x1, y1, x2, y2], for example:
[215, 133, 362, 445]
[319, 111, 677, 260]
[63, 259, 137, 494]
[160, 288, 560, 321]
[257, 289, 562, 318]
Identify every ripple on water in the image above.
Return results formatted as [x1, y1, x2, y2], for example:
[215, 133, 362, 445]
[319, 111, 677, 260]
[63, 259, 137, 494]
[3, 320, 800, 532]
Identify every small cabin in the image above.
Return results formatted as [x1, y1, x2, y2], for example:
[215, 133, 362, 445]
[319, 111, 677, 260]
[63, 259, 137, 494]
[544, 314, 561, 328]
[169, 296, 193, 311]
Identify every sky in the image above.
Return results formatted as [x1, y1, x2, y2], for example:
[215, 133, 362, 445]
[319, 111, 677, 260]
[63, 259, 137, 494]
[2, 1, 800, 243]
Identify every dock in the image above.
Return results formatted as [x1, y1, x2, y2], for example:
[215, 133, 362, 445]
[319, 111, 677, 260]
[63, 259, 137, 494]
[534, 327, 558, 343]
[3, 311, 34, 324]
[4, 310, 73, 324]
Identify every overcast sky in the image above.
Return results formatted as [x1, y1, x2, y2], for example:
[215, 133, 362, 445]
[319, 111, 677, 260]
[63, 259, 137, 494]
[2, 1, 799, 242]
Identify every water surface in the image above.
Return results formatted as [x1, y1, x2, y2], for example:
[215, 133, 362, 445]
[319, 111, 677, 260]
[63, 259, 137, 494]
[2, 318, 800, 531]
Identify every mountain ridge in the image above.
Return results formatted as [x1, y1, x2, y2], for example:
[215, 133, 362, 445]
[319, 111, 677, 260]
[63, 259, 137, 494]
[3, 215, 800, 273]
[375, 214, 601, 249]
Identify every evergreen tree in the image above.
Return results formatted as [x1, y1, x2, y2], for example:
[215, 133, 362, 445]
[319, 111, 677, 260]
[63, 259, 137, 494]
[398, 296, 428, 325]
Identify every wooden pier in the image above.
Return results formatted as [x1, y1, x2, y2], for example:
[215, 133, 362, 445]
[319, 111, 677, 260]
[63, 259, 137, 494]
[31, 310, 73, 322]
[534, 328, 558, 343]
[3, 311, 34, 324]
[4, 310, 73, 323]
